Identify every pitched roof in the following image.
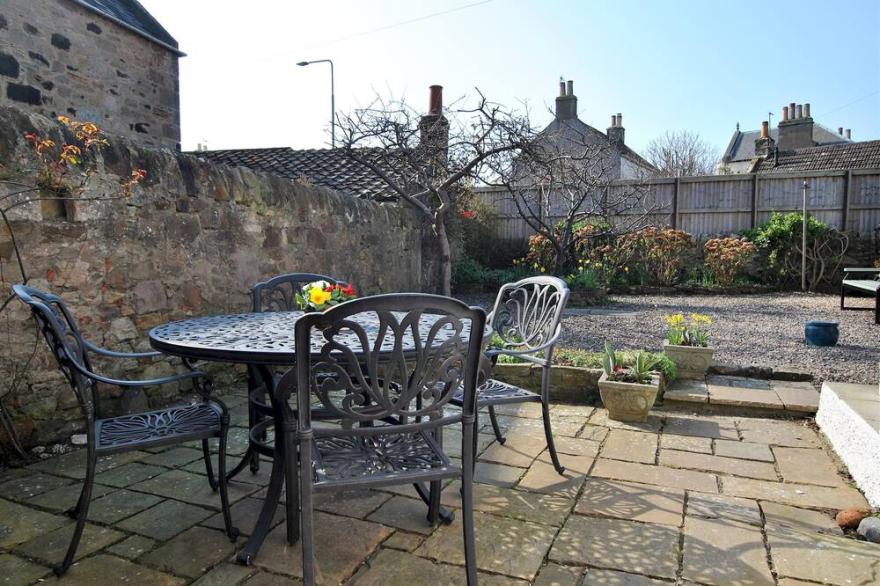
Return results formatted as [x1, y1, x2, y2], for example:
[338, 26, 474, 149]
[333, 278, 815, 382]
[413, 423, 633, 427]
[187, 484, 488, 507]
[72, 0, 183, 55]
[538, 118, 657, 173]
[753, 140, 880, 173]
[193, 147, 399, 200]
[723, 123, 847, 162]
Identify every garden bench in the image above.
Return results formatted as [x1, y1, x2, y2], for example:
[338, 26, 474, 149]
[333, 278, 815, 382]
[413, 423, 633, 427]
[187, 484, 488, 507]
[840, 267, 880, 324]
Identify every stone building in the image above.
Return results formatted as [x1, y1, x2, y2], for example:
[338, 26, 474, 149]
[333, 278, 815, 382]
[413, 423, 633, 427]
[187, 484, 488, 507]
[534, 79, 656, 180]
[0, 0, 183, 149]
[717, 102, 865, 174]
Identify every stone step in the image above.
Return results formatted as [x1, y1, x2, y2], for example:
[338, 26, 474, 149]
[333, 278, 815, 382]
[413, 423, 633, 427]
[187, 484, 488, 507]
[816, 381, 880, 508]
[662, 375, 819, 417]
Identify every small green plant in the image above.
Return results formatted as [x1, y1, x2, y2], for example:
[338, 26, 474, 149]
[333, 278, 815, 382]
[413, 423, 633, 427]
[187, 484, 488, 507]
[664, 313, 712, 347]
[565, 267, 600, 291]
[602, 342, 658, 384]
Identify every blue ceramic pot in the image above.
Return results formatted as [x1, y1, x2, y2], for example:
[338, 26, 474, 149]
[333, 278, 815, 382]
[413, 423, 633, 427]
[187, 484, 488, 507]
[804, 320, 839, 346]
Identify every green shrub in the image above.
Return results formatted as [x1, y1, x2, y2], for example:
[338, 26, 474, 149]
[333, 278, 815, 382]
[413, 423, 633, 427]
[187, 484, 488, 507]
[495, 346, 676, 383]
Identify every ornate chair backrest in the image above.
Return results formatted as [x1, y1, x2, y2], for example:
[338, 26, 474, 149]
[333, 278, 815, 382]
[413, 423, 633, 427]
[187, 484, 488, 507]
[12, 284, 96, 409]
[288, 294, 486, 434]
[488, 276, 569, 365]
[252, 273, 342, 313]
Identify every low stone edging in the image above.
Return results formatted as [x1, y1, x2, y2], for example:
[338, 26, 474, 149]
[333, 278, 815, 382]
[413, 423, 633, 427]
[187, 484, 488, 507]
[492, 363, 602, 404]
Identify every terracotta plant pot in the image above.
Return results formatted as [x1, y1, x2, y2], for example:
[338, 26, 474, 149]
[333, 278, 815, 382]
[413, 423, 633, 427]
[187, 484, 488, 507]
[662, 341, 714, 380]
[598, 372, 660, 422]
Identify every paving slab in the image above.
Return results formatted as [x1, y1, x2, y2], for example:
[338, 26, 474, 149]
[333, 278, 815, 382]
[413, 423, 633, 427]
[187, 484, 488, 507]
[141, 526, 237, 579]
[736, 418, 821, 448]
[709, 385, 784, 410]
[417, 510, 555, 580]
[366, 496, 437, 535]
[663, 414, 739, 440]
[550, 515, 680, 579]
[517, 452, 594, 496]
[202, 496, 285, 536]
[578, 425, 610, 441]
[94, 462, 167, 488]
[0, 497, 68, 548]
[533, 563, 584, 585]
[551, 436, 601, 457]
[589, 410, 663, 433]
[493, 414, 585, 438]
[105, 534, 157, 560]
[129, 469, 257, 508]
[760, 502, 842, 535]
[0, 472, 73, 501]
[381, 531, 424, 552]
[441, 480, 572, 527]
[242, 571, 300, 585]
[581, 568, 671, 584]
[25, 480, 114, 513]
[313, 488, 392, 519]
[54, 554, 185, 585]
[772, 446, 845, 487]
[576, 479, 684, 526]
[686, 493, 762, 526]
[14, 522, 125, 565]
[190, 563, 257, 585]
[28, 449, 150, 479]
[713, 439, 774, 462]
[591, 458, 719, 493]
[773, 386, 820, 413]
[659, 450, 778, 481]
[87, 488, 165, 524]
[349, 548, 528, 585]
[721, 476, 868, 510]
[664, 378, 709, 403]
[659, 434, 713, 454]
[116, 498, 214, 540]
[473, 461, 525, 488]
[682, 516, 774, 585]
[253, 512, 392, 582]
[141, 447, 206, 468]
[601, 429, 658, 464]
[0, 553, 50, 584]
[768, 524, 880, 585]
[479, 435, 544, 468]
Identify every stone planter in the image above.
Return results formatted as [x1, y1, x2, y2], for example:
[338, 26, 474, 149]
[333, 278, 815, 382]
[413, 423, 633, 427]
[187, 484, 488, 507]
[663, 341, 714, 380]
[598, 372, 660, 422]
[567, 287, 607, 307]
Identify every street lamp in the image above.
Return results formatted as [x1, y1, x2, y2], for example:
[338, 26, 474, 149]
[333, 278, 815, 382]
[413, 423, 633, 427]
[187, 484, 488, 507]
[297, 59, 335, 147]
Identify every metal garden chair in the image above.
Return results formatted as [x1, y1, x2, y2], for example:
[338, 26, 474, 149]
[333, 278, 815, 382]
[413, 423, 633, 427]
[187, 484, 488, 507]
[11, 284, 238, 575]
[453, 276, 570, 474]
[244, 273, 343, 474]
[278, 294, 486, 585]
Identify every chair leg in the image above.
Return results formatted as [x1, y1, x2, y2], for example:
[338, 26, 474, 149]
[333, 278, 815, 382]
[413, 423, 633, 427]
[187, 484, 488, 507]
[54, 437, 97, 576]
[875, 290, 880, 324]
[426, 479, 442, 526]
[540, 366, 565, 475]
[202, 438, 219, 491]
[300, 438, 316, 586]
[247, 367, 262, 475]
[283, 421, 300, 545]
[487, 405, 506, 444]
[461, 419, 478, 586]
[217, 420, 240, 542]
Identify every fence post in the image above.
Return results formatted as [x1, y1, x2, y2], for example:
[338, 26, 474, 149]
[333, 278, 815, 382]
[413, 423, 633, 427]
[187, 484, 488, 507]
[671, 178, 680, 228]
[750, 174, 759, 228]
[842, 170, 852, 232]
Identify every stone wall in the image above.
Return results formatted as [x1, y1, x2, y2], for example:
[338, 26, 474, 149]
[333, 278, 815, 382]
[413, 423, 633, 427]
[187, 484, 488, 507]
[0, 0, 181, 149]
[0, 106, 425, 453]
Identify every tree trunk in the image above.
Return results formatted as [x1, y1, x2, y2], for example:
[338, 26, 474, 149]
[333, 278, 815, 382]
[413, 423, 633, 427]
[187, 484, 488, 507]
[436, 217, 452, 296]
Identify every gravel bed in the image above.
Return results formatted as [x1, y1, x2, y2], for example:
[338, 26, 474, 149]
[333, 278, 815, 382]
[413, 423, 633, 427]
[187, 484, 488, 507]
[457, 292, 879, 385]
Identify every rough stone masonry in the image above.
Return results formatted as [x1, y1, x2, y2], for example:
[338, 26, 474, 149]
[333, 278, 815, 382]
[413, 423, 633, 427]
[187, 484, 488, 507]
[0, 106, 425, 452]
[0, 0, 182, 149]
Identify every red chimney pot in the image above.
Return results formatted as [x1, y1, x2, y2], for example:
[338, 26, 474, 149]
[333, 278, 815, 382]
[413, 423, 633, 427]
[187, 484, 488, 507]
[428, 85, 443, 116]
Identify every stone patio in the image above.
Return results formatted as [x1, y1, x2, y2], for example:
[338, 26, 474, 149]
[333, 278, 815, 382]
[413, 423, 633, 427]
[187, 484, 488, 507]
[1, 389, 878, 585]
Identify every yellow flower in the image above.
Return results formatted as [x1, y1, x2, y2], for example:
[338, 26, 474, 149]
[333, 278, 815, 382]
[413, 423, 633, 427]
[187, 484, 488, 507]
[664, 313, 685, 327]
[309, 287, 332, 306]
[690, 313, 712, 326]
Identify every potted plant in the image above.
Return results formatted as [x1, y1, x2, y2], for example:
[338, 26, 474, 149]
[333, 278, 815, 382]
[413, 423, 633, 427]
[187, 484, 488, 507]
[598, 342, 661, 422]
[662, 313, 714, 379]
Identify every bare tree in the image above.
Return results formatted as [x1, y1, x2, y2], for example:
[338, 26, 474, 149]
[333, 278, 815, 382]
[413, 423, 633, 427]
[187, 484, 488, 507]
[337, 90, 534, 295]
[483, 124, 662, 274]
[644, 130, 718, 177]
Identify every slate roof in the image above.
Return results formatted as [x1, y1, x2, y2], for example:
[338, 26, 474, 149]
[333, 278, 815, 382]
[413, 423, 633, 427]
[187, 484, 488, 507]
[723, 123, 847, 162]
[538, 118, 657, 174]
[73, 0, 183, 55]
[193, 147, 400, 200]
[753, 140, 880, 173]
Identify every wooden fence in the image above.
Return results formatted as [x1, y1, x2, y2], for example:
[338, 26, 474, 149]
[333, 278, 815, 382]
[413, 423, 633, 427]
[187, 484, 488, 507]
[476, 168, 880, 242]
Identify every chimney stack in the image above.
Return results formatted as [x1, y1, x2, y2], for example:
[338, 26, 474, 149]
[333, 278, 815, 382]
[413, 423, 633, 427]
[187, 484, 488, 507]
[607, 112, 625, 147]
[419, 84, 449, 170]
[554, 79, 578, 121]
[755, 120, 775, 156]
[428, 85, 443, 115]
[777, 100, 815, 150]
[845, 129, 851, 140]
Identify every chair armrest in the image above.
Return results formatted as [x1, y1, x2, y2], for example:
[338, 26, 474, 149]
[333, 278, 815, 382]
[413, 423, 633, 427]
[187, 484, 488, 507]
[71, 359, 209, 389]
[486, 325, 562, 363]
[843, 267, 880, 273]
[84, 340, 162, 359]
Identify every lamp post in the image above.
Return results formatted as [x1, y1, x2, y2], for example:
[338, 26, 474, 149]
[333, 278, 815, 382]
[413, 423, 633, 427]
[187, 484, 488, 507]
[296, 59, 335, 147]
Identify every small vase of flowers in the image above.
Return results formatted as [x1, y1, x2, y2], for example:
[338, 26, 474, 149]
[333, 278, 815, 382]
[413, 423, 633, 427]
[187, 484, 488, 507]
[598, 342, 661, 422]
[295, 280, 357, 312]
[662, 313, 714, 379]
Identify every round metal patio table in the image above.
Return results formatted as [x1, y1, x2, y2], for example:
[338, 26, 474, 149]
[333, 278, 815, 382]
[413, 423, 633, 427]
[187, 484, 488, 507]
[149, 310, 481, 564]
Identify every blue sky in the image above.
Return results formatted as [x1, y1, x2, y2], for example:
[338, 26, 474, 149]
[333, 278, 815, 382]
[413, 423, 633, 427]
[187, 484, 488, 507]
[139, 0, 880, 157]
